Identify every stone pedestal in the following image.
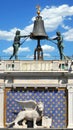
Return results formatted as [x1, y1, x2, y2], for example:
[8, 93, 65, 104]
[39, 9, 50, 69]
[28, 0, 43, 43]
[67, 86, 73, 128]
[42, 116, 52, 128]
[0, 88, 4, 127]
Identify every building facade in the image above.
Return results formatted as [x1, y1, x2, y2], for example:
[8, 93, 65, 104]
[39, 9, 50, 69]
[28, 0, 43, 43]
[0, 60, 73, 128]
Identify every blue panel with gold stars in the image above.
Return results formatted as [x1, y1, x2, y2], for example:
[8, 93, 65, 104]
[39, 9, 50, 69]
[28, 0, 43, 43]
[6, 88, 67, 128]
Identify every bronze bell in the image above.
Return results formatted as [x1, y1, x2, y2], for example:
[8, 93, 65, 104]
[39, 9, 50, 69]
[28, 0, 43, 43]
[30, 6, 48, 60]
[30, 15, 48, 40]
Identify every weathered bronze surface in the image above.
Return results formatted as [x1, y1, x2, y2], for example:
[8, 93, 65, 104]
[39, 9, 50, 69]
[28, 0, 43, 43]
[53, 31, 64, 60]
[30, 15, 48, 40]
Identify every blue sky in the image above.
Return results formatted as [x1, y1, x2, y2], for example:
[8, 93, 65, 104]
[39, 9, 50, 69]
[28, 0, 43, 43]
[0, 0, 73, 60]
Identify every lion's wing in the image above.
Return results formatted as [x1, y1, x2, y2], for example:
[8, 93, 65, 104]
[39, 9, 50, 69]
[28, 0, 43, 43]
[15, 100, 37, 110]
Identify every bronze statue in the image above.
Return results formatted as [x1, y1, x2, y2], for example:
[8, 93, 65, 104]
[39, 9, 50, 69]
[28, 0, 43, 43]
[52, 31, 64, 60]
[9, 30, 29, 60]
[9, 30, 21, 60]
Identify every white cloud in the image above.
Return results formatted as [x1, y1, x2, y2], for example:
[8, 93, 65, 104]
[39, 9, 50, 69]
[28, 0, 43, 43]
[42, 44, 55, 52]
[26, 55, 34, 59]
[20, 24, 33, 35]
[62, 24, 71, 30]
[19, 47, 30, 52]
[3, 46, 30, 54]
[68, 17, 72, 20]
[41, 4, 73, 32]
[43, 53, 51, 57]
[63, 29, 73, 41]
[0, 27, 20, 41]
[0, 4, 73, 41]
[0, 30, 13, 41]
[3, 47, 13, 54]
[0, 25, 33, 41]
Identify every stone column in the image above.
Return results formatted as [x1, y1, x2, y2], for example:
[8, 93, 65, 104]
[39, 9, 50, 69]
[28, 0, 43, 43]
[0, 88, 4, 127]
[67, 86, 73, 128]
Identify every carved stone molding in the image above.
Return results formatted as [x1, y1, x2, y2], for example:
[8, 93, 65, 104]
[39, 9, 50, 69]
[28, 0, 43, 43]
[67, 85, 73, 128]
[67, 85, 73, 92]
[0, 88, 4, 127]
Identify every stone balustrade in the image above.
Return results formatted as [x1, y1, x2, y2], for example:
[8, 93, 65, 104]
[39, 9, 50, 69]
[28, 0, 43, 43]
[0, 60, 72, 72]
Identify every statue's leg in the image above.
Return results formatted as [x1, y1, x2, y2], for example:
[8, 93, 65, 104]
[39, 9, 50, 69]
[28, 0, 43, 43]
[9, 55, 13, 60]
[15, 55, 18, 60]
[9, 54, 14, 60]
[14, 46, 19, 60]
[14, 111, 25, 125]
[34, 49, 36, 60]
[33, 118, 37, 128]
[58, 48, 62, 60]
[9, 47, 16, 60]
[60, 48, 64, 60]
